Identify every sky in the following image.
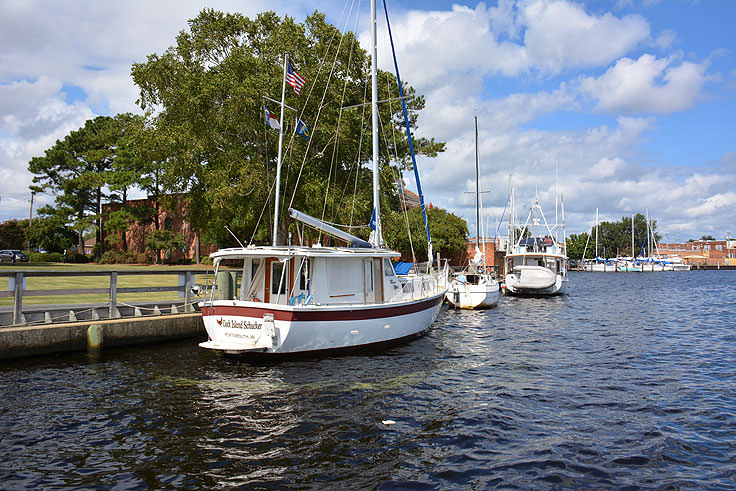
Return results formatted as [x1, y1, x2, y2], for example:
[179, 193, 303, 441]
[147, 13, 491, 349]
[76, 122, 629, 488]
[0, 0, 734, 243]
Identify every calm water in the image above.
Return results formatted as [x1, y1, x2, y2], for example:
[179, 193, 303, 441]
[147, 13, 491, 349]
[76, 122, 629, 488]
[1, 271, 735, 489]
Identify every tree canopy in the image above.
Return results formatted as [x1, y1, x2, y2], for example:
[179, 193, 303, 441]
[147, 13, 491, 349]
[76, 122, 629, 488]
[131, 9, 445, 247]
[28, 114, 140, 250]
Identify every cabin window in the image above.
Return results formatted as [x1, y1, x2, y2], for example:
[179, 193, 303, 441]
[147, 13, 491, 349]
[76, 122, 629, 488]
[383, 258, 396, 276]
[298, 258, 310, 291]
[365, 260, 374, 292]
[271, 261, 287, 295]
[251, 259, 261, 280]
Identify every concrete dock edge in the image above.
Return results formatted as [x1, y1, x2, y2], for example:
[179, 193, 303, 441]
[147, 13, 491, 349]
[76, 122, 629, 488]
[0, 313, 204, 361]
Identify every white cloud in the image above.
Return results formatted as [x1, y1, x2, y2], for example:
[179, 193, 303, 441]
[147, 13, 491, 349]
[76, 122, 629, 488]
[521, 0, 650, 74]
[684, 192, 736, 218]
[579, 54, 709, 114]
[590, 157, 625, 179]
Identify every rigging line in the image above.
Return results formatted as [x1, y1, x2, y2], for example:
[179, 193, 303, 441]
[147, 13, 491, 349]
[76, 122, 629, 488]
[377, 78, 416, 264]
[288, 0, 359, 211]
[329, 9, 361, 226]
[249, 173, 278, 247]
[349, 74, 369, 228]
[384, 70, 417, 265]
[382, 0, 432, 262]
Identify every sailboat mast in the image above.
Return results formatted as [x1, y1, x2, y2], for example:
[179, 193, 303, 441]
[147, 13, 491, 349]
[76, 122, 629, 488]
[631, 214, 634, 258]
[370, 0, 381, 247]
[272, 54, 289, 246]
[646, 208, 650, 257]
[475, 116, 480, 251]
[595, 208, 599, 258]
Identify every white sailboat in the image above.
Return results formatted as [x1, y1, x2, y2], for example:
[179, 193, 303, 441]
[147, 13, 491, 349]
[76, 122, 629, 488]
[503, 194, 568, 295]
[198, 0, 448, 358]
[446, 116, 499, 309]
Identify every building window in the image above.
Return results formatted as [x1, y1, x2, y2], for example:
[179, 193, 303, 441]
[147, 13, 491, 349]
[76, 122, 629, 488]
[716, 245, 723, 251]
[164, 217, 173, 230]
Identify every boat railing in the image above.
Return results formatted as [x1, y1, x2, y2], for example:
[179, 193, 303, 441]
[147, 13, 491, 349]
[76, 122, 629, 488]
[392, 268, 446, 302]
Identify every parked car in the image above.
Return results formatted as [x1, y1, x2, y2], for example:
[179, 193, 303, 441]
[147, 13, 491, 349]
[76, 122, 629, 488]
[0, 250, 29, 263]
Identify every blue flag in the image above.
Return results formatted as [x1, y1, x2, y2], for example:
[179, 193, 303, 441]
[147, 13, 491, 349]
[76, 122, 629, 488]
[369, 208, 376, 230]
[296, 118, 310, 141]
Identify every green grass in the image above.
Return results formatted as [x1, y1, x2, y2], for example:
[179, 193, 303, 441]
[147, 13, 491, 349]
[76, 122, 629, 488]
[0, 262, 216, 306]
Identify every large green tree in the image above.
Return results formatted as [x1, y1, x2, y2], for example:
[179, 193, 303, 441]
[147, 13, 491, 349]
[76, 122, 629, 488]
[28, 114, 139, 251]
[0, 220, 27, 250]
[131, 9, 444, 247]
[382, 206, 468, 262]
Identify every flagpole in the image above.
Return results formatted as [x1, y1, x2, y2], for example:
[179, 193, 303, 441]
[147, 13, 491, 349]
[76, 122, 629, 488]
[273, 53, 288, 246]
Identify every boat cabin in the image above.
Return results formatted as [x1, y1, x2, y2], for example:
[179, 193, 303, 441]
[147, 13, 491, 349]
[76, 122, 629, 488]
[211, 246, 404, 306]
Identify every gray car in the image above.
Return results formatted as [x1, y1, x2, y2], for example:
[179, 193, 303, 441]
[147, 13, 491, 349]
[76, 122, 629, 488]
[0, 250, 29, 263]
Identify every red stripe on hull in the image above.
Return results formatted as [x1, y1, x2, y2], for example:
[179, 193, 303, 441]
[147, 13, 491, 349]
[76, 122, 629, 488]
[201, 295, 443, 322]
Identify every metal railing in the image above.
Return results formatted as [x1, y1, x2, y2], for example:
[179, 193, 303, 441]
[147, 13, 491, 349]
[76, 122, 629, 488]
[0, 270, 207, 327]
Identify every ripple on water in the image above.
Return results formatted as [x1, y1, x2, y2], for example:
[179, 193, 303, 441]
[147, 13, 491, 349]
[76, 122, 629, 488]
[1, 271, 735, 488]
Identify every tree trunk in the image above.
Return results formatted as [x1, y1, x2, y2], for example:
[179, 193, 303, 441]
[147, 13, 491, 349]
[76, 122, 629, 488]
[96, 187, 102, 244]
[121, 188, 128, 252]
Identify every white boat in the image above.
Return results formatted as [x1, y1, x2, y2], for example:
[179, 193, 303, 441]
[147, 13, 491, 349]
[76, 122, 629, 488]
[446, 116, 499, 309]
[503, 196, 568, 295]
[198, 0, 447, 358]
[199, 240, 447, 357]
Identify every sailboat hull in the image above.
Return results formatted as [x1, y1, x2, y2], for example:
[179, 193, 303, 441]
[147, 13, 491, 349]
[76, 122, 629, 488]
[446, 279, 500, 309]
[200, 291, 445, 357]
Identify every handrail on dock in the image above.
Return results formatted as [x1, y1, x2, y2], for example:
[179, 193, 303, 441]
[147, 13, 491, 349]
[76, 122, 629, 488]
[0, 269, 207, 327]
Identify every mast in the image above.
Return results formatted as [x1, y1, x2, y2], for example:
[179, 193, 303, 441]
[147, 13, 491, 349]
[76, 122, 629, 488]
[272, 54, 289, 246]
[645, 208, 650, 258]
[370, 0, 381, 247]
[595, 208, 599, 258]
[474, 116, 480, 251]
[631, 214, 634, 258]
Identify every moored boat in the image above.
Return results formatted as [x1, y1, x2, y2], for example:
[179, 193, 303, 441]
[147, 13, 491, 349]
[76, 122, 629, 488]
[198, 0, 448, 358]
[446, 116, 499, 309]
[503, 196, 568, 295]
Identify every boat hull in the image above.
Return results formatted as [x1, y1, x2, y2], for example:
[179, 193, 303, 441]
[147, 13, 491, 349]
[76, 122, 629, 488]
[504, 266, 566, 295]
[446, 281, 500, 309]
[199, 291, 445, 357]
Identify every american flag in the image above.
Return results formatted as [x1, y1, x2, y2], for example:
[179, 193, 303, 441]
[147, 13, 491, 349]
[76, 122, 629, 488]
[286, 61, 306, 95]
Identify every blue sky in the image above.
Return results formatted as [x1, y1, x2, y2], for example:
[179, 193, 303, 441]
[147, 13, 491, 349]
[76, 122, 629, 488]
[0, 0, 734, 242]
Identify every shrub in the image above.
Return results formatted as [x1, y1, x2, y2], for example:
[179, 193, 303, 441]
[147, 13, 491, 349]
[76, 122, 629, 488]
[92, 240, 114, 260]
[99, 250, 150, 264]
[64, 251, 89, 263]
[29, 252, 63, 263]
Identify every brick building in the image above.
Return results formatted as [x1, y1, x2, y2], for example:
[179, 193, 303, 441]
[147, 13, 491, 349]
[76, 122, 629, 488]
[657, 239, 736, 267]
[101, 196, 216, 263]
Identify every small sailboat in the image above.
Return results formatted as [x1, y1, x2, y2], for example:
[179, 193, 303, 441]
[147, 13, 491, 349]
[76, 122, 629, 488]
[198, 0, 448, 358]
[503, 193, 568, 295]
[446, 117, 499, 309]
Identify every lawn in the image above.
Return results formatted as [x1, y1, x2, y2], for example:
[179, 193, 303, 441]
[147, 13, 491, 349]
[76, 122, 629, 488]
[0, 263, 217, 307]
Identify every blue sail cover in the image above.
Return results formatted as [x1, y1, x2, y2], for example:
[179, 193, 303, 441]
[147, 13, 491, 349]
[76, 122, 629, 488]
[393, 261, 414, 275]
